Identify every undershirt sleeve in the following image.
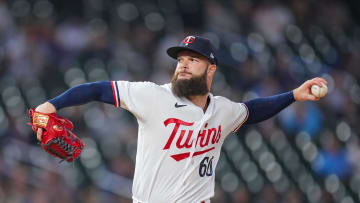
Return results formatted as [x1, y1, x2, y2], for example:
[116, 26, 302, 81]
[243, 91, 295, 125]
[48, 81, 114, 110]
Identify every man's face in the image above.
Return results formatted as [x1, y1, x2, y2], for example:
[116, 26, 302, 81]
[171, 50, 210, 98]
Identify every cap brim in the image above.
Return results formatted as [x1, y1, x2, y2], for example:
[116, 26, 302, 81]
[167, 47, 198, 59]
[166, 46, 217, 65]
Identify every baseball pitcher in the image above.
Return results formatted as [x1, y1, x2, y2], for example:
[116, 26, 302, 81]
[30, 36, 327, 203]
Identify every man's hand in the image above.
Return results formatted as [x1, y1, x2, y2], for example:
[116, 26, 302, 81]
[28, 108, 84, 162]
[293, 77, 328, 101]
[34, 102, 56, 141]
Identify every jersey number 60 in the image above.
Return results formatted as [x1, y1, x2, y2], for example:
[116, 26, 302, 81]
[199, 156, 214, 177]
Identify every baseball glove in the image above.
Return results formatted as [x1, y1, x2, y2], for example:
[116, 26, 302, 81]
[28, 108, 85, 162]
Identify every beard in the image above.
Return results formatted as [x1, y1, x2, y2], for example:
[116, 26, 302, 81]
[171, 67, 209, 98]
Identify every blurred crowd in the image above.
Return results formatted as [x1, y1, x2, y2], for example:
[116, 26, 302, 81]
[0, 0, 359, 202]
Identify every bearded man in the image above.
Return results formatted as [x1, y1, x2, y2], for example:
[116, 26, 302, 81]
[32, 36, 326, 203]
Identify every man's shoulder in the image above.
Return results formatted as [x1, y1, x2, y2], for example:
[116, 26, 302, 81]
[114, 81, 174, 107]
[153, 82, 172, 93]
[212, 95, 247, 117]
[129, 81, 173, 95]
[213, 95, 238, 105]
[117, 80, 168, 90]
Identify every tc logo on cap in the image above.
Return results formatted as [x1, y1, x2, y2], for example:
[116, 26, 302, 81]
[183, 36, 195, 46]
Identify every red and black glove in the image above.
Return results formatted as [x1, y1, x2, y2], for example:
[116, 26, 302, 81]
[28, 108, 84, 162]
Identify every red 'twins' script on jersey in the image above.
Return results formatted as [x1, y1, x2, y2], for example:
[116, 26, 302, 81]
[163, 118, 222, 161]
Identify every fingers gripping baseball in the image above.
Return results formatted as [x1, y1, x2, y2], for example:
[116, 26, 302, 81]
[293, 77, 328, 101]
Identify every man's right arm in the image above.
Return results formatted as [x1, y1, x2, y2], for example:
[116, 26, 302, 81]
[36, 81, 114, 113]
[49, 81, 114, 109]
[34, 81, 114, 140]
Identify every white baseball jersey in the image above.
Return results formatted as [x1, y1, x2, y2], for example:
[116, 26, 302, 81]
[111, 81, 248, 203]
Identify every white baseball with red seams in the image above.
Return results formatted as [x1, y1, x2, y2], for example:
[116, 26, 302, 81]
[111, 81, 248, 203]
[311, 83, 328, 98]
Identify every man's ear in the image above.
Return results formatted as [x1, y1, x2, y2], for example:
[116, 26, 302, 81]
[208, 64, 216, 76]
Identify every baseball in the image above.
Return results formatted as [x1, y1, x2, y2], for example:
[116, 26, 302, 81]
[311, 83, 328, 98]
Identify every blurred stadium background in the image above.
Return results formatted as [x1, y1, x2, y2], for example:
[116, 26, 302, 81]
[0, 0, 360, 202]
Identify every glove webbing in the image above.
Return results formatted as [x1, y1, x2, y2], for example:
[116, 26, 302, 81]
[40, 129, 82, 162]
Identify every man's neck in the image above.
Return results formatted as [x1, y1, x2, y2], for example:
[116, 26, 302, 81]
[188, 94, 210, 112]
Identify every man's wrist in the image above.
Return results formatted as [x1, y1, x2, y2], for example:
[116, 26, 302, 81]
[292, 88, 298, 101]
[35, 102, 57, 114]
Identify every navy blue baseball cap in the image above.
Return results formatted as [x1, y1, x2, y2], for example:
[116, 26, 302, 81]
[167, 36, 217, 65]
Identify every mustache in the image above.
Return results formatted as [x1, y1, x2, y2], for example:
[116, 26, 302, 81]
[177, 71, 192, 75]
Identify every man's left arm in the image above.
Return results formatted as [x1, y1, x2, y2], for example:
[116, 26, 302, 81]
[244, 77, 327, 125]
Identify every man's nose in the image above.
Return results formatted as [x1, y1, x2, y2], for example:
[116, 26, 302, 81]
[178, 60, 189, 70]
[179, 65, 188, 70]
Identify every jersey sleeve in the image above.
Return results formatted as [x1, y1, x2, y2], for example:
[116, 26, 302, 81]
[230, 102, 249, 133]
[111, 80, 158, 120]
